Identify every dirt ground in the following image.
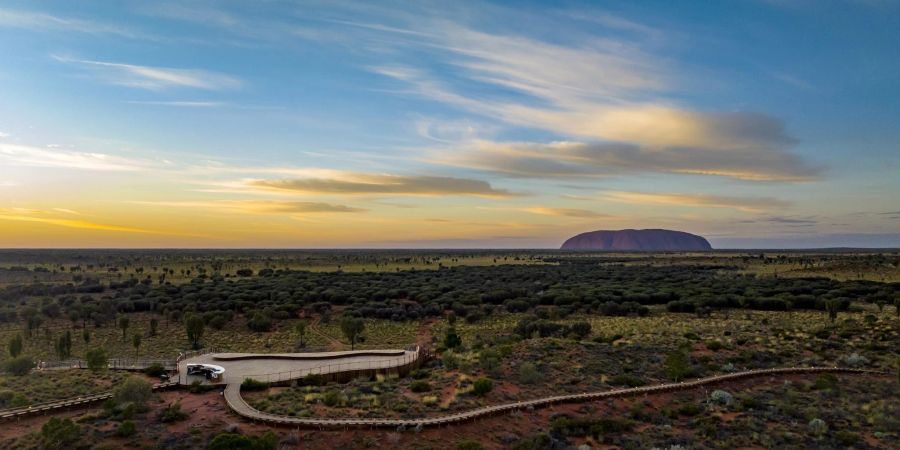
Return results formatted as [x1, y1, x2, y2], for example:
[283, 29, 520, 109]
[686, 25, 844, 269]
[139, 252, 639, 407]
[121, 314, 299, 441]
[1, 373, 894, 449]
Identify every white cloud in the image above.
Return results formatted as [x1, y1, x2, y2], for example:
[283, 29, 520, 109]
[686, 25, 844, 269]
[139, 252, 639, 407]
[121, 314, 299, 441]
[53, 55, 242, 91]
[603, 191, 791, 212]
[0, 8, 146, 38]
[0, 143, 147, 171]
[125, 101, 226, 107]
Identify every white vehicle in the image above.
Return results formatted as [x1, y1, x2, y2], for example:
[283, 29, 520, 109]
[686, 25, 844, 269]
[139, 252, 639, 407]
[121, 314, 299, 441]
[185, 364, 225, 380]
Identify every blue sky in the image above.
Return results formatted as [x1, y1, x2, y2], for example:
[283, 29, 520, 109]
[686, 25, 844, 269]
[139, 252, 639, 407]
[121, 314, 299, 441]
[0, 0, 898, 248]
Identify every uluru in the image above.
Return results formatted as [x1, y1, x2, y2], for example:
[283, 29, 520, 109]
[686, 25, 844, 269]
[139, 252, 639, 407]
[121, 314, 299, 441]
[560, 229, 712, 251]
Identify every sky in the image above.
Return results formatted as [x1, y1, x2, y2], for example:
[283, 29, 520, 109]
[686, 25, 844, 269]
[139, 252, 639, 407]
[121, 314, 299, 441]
[0, 0, 898, 249]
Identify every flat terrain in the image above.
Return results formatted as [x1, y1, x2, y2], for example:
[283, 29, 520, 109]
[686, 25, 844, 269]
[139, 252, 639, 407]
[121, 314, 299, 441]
[0, 250, 896, 449]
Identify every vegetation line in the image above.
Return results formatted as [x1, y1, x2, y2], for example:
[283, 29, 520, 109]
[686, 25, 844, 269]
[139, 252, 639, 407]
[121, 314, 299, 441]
[227, 367, 885, 428]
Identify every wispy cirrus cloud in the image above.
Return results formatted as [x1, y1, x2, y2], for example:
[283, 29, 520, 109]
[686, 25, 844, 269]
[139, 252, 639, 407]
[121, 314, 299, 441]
[603, 191, 791, 212]
[359, 14, 820, 182]
[131, 200, 366, 214]
[523, 207, 611, 218]
[125, 100, 226, 108]
[246, 171, 518, 198]
[737, 216, 818, 226]
[438, 139, 819, 182]
[0, 8, 147, 38]
[52, 55, 242, 90]
[0, 143, 147, 171]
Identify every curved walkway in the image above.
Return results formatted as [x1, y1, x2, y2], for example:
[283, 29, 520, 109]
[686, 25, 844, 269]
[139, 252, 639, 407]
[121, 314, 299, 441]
[224, 367, 884, 428]
[178, 348, 419, 386]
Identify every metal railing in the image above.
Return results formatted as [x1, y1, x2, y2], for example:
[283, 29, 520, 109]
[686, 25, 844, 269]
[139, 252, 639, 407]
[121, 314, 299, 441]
[224, 366, 886, 428]
[176, 347, 226, 364]
[38, 358, 176, 371]
[242, 345, 422, 385]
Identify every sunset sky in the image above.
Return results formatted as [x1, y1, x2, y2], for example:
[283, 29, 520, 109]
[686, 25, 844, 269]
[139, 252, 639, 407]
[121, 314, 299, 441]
[1, 0, 898, 248]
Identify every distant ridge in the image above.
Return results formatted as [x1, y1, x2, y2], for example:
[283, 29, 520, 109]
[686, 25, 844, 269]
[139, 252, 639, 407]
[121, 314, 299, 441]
[560, 229, 712, 251]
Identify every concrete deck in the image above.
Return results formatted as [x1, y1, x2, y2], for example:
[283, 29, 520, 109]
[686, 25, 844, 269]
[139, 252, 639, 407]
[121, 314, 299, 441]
[178, 349, 417, 386]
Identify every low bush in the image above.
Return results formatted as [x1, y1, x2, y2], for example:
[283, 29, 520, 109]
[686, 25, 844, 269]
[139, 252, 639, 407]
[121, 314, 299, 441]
[409, 380, 431, 393]
[159, 401, 188, 423]
[457, 441, 485, 450]
[41, 417, 80, 447]
[143, 363, 167, 377]
[609, 374, 646, 387]
[113, 377, 152, 410]
[116, 420, 136, 437]
[472, 378, 493, 396]
[241, 378, 268, 391]
[189, 380, 216, 394]
[3, 355, 33, 376]
[208, 431, 277, 450]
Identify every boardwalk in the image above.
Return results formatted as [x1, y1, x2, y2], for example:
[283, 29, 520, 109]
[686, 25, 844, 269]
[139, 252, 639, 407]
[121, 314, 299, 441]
[223, 367, 884, 428]
[0, 381, 179, 421]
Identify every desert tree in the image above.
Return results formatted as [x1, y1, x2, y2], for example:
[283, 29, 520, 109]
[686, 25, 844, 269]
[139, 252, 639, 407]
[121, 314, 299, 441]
[119, 316, 130, 341]
[132, 333, 141, 358]
[8, 334, 23, 358]
[664, 349, 691, 382]
[295, 320, 308, 348]
[85, 348, 108, 371]
[340, 317, 365, 350]
[185, 314, 205, 349]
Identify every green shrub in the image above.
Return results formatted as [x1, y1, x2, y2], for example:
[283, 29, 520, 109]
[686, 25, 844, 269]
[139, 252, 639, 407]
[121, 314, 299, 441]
[85, 348, 108, 371]
[143, 363, 167, 377]
[664, 350, 691, 381]
[302, 373, 325, 386]
[410, 380, 431, 393]
[609, 374, 645, 387]
[113, 377, 153, 409]
[116, 420, 136, 437]
[444, 327, 462, 349]
[457, 441, 485, 450]
[41, 417, 80, 448]
[241, 378, 268, 391]
[189, 380, 216, 394]
[551, 416, 632, 438]
[813, 373, 838, 390]
[159, 401, 189, 423]
[808, 418, 827, 435]
[472, 378, 493, 396]
[0, 390, 27, 408]
[247, 312, 273, 332]
[677, 402, 703, 416]
[518, 362, 541, 384]
[705, 340, 724, 351]
[511, 433, 553, 450]
[3, 355, 33, 376]
[208, 431, 277, 450]
[834, 430, 858, 446]
[322, 390, 341, 407]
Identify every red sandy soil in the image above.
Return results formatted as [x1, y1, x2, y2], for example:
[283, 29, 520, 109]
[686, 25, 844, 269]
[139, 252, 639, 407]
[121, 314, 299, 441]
[3, 373, 893, 449]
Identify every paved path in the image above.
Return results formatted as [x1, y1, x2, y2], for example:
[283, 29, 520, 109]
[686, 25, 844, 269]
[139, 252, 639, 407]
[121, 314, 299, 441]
[178, 349, 418, 386]
[224, 367, 884, 428]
